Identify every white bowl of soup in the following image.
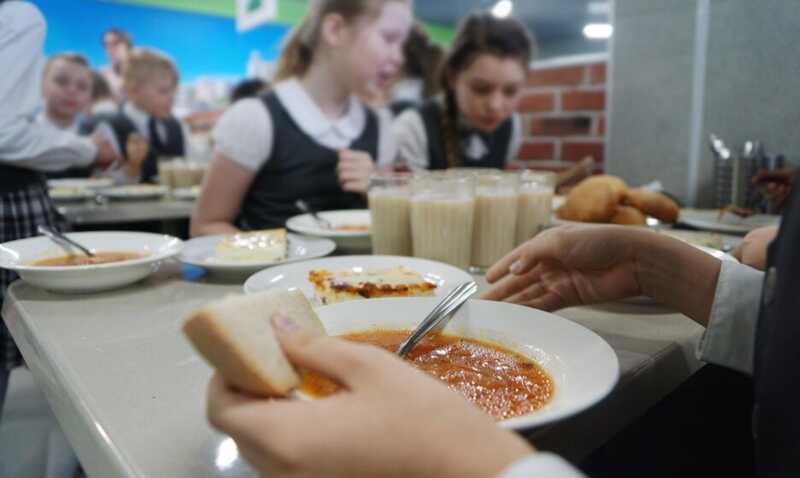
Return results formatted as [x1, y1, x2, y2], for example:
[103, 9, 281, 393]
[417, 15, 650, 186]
[0, 232, 183, 293]
[306, 298, 619, 430]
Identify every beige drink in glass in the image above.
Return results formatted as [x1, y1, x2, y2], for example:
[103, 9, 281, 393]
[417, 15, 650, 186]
[410, 175, 475, 269]
[472, 173, 519, 270]
[157, 158, 176, 189]
[368, 173, 412, 256]
[172, 160, 196, 188]
[516, 171, 556, 245]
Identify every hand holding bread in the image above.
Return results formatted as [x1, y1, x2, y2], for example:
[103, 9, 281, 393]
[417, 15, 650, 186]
[186, 290, 535, 478]
[183, 289, 325, 397]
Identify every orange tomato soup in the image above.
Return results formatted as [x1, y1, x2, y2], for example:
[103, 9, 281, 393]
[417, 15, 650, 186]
[31, 251, 144, 267]
[299, 330, 554, 421]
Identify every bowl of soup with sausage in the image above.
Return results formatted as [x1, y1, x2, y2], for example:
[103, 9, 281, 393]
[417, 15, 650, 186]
[0, 231, 183, 293]
[310, 298, 619, 430]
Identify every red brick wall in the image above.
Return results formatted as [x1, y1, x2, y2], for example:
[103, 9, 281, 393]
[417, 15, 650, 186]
[511, 59, 607, 172]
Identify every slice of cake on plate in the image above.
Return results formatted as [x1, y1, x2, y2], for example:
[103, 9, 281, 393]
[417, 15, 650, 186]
[212, 228, 288, 263]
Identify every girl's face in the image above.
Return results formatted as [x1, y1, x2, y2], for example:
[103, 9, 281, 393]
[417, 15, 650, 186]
[450, 54, 527, 133]
[42, 59, 93, 121]
[338, 2, 412, 97]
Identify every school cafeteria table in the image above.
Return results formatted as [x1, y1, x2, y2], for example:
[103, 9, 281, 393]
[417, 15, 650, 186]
[56, 198, 195, 226]
[2, 263, 705, 477]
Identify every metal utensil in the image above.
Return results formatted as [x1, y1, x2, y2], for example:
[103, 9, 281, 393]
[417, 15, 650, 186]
[396, 281, 478, 358]
[709, 133, 732, 160]
[37, 225, 95, 257]
[294, 200, 333, 230]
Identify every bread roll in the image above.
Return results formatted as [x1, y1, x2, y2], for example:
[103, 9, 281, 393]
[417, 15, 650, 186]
[183, 289, 325, 397]
[611, 206, 647, 226]
[624, 189, 679, 224]
[557, 175, 628, 223]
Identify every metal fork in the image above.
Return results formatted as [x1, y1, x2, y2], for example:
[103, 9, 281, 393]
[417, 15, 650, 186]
[294, 199, 333, 229]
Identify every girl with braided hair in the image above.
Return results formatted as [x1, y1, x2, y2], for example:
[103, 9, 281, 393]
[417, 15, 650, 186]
[392, 12, 534, 171]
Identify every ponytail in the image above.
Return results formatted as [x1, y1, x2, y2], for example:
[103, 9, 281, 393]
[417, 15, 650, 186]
[274, 16, 316, 81]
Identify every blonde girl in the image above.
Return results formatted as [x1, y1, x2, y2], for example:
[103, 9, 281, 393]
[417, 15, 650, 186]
[192, 0, 412, 235]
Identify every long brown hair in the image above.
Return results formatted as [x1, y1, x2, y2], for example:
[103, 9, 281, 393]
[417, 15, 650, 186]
[439, 12, 535, 168]
[274, 0, 408, 82]
[403, 24, 444, 98]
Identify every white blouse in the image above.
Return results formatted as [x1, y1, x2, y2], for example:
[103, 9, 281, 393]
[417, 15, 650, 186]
[212, 79, 396, 172]
[391, 100, 522, 171]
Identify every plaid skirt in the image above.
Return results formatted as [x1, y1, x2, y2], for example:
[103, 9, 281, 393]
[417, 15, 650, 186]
[0, 183, 64, 370]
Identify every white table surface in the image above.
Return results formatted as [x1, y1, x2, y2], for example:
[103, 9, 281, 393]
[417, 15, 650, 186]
[2, 262, 706, 477]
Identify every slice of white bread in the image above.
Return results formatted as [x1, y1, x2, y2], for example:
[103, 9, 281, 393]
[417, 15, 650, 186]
[183, 289, 325, 397]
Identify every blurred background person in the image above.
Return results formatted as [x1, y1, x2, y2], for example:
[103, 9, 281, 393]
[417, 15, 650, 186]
[37, 53, 93, 133]
[387, 23, 444, 115]
[88, 69, 118, 115]
[392, 13, 533, 171]
[0, 0, 117, 417]
[191, 0, 411, 236]
[230, 78, 271, 104]
[82, 48, 189, 183]
[100, 27, 133, 103]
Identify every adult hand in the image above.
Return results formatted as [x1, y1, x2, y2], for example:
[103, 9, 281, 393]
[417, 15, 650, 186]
[91, 133, 121, 169]
[337, 149, 375, 193]
[483, 225, 642, 311]
[753, 168, 794, 210]
[207, 314, 534, 478]
[732, 226, 778, 271]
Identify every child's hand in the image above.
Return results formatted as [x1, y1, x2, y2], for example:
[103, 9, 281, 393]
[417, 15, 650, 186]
[91, 133, 121, 170]
[337, 150, 375, 193]
[124, 134, 149, 180]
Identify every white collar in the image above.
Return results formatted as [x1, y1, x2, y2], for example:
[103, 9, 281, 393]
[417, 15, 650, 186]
[274, 78, 366, 143]
[35, 112, 78, 134]
[123, 102, 151, 136]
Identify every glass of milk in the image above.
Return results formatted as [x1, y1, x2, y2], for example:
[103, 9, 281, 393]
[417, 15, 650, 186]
[515, 170, 556, 246]
[368, 172, 413, 256]
[472, 173, 520, 271]
[410, 174, 476, 269]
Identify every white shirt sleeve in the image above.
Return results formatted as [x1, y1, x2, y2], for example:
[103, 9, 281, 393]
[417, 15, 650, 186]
[506, 113, 523, 165]
[392, 109, 430, 170]
[375, 107, 396, 169]
[697, 260, 764, 375]
[0, 3, 96, 171]
[211, 99, 273, 171]
[498, 453, 587, 478]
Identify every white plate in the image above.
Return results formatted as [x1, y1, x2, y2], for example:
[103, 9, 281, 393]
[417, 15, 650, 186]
[48, 188, 95, 202]
[678, 209, 780, 235]
[550, 215, 665, 229]
[0, 232, 182, 293]
[47, 178, 114, 190]
[172, 187, 200, 201]
[101, 185, 169, 200]
[243, 255, 474, 302]
[314, 298, 619, 430]
[180, 233, 336, 274]
[286, 210, 371, 252]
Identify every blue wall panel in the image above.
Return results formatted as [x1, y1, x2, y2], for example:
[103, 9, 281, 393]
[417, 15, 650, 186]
[34, 0, 290, 82]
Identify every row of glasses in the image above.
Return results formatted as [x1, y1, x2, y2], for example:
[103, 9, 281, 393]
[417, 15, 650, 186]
[368, 169, 556, 270]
